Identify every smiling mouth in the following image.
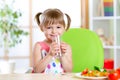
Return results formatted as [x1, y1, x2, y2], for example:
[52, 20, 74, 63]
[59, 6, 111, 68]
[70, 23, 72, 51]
[50, 35, 55, 40]
[51, 34, 58, 37]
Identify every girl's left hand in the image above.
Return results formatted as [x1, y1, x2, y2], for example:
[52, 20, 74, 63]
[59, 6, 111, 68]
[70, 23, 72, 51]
[60, 42, 72, 55]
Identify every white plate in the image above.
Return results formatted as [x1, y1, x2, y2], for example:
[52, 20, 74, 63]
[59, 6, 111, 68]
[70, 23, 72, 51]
[75, 73, 108, 79]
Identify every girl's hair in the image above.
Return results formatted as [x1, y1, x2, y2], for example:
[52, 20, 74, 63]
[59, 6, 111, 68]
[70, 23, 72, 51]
[35, 8, 71, 31]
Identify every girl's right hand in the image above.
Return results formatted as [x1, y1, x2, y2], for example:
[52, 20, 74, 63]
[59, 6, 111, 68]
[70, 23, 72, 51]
[49, 41, 60, 56]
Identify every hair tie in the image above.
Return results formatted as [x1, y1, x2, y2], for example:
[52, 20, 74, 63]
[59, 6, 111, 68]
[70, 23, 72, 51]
[39, 14, 44, 24]
[63, 14, 67, 28]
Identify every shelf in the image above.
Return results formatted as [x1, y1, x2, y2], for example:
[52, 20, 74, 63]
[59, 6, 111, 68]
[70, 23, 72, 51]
[89, 0, 120, 69]
[104, 46, 114, 49]
[93, 17, 114, 20]
[116, 46, 120, 49]
[116, 16, 120, 19]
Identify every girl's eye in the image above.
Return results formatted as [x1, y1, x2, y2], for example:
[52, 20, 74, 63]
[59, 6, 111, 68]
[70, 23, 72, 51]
[47, 27, 51, 29]
[57, 26, 61, 28]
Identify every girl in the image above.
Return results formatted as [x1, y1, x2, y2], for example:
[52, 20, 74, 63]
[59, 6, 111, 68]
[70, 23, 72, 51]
[33, 8, 73, 74]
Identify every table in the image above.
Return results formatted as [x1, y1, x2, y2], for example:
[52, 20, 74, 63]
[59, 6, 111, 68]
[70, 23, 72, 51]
[0, 73, 82, 80]
[0, 73, 109, 80]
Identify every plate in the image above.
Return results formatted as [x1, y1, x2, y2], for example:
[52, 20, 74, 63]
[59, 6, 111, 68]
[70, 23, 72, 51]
[75, 73, 108, 79]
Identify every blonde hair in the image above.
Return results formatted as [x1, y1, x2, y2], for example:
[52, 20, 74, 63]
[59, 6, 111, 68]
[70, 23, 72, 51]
[35, 8, 71, 31]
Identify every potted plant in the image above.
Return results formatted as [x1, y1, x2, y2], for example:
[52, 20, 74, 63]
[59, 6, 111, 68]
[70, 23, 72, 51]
[0, 0, 28, 60]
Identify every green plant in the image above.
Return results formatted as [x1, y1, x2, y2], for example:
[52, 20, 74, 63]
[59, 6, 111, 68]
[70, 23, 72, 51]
[0, 0, 28, 56]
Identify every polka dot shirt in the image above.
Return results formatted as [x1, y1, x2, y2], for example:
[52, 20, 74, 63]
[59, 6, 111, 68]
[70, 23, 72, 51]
[40, 42, 64, 74]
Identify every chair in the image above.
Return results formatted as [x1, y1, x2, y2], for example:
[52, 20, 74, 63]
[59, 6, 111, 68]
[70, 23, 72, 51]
[61, 28, 104, 72]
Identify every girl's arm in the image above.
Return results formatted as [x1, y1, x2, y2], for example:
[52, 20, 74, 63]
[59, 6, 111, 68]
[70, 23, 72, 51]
[32, 42, 53, 73]
[60, 42, 73, 72]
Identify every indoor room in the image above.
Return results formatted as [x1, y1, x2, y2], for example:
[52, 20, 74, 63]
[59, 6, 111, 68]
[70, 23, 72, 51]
[0, 0, 120, 80]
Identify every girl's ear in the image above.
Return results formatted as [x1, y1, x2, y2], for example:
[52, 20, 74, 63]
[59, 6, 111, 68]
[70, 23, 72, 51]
[40, 25, 45, 32]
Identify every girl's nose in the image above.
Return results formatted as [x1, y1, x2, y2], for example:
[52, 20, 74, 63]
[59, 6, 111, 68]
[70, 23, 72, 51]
[52, 28, 57, 33]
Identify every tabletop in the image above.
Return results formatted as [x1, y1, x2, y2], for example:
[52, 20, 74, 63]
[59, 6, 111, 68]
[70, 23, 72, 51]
[0, 73, 109, 80]
[0, 73, 82, 80]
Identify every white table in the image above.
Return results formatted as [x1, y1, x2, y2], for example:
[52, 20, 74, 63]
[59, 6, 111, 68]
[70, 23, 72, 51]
[0, 73, 82, 80]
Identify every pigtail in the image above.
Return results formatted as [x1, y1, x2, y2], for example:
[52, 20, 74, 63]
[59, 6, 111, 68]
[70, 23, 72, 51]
[64, 13, 71, 31]
[35, 12, 42, 26]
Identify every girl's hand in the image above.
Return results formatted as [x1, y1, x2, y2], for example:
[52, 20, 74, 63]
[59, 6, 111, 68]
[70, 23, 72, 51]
[49, 41, 61, 56]
[60, 42, 72, 55]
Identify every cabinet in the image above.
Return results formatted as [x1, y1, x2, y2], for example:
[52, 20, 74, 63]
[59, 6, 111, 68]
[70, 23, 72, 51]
[89, 0, 120, 69]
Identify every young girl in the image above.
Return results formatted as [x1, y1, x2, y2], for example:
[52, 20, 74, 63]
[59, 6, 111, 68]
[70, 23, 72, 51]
[32, 8, 73, 74]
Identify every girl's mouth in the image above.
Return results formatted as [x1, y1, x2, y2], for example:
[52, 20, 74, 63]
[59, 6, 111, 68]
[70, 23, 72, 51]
[50, 34, 59, 41]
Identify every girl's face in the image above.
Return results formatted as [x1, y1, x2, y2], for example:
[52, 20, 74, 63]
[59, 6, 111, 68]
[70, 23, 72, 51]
[43, 23, 65, 41]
